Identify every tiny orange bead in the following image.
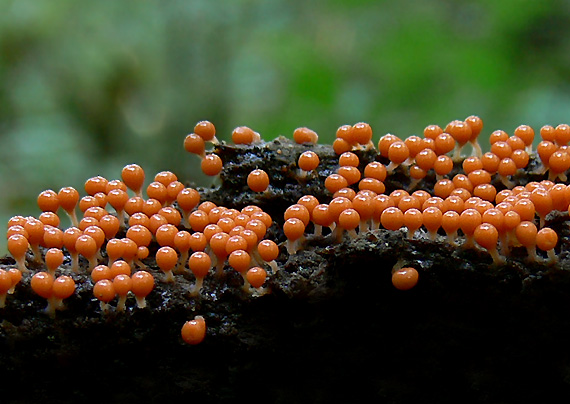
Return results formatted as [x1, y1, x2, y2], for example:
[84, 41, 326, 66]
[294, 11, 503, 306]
[490, 141, 512, 160]
[146, 182, 168, 204]
[536, 227, 558, 252]
[358, 178, 385, 194]
[422, 207, 443, 236]
[433, 155, 453, 176]
[434, 179, 455, 199]
[298, 151, 320, 172]
[363, 162, 387, 182]
[184, 133, 206, 155]
[52, 275, 76, 300]
[445, 120, 472, 145]
[465, 116, 483, 138]
[209, 232, 230, 259]
[473, 184, 497, 202]
[188, 251, 212, 278]
[257, 239, 279, 261]
[312, 204, 334, 228]
[126, 225, 152, 248]
[415, 148, 437, 171]
[93, 279, 115, 303]
[474, 223, 499, 251]
[121, 238, 139, 262]
[39, 211, 60, 228]
[75, 234, 97, 258]
[515, 221, 538, 248]
[398, 195, 421, 212]
[156, 246, 178, 272]
[514, 124, 534, 147]
[58, 187, 79, 213]
[166, 181, 185, 205]
[434, 133, 455, 155]
[507, 136, 525, 151]
[293, 127, 318, 144]
[40, 226, 59, 250]
[113, 274, 132, 299]
[537, 141, 557, 165]
[245, 219, 267, 240]
[232, 126, 256, 144]
[371, 195, 395, 222]
[378, 134, 400, 157]
[188, 210, 210, 232]
[194, 120, 216, 141]
[181, 316, 206, 345]
[124, 196, 144, 216]
[225, 235, 249, 255]
[409, 165, 427, 181]
[284, 204, 311, 226]
[142, 198, 163, 218]
[387, 141, 409, 165]
[283, 218, 305, 241]
[45, 248, 64, 273]
[337, 166, 361, 186]
[392, 267, 419, 291]
[339, 152, 359, 167]
[489, 130, 509, 145]
[404, 135, 424, 158]
[177, 188, 201, 212]
[555, 124, 570, 146]
[201, 154, 223, 176]
[110, 260, 132, 278]
[228, 249, 251, 273]
[84, 176, 109, 196]
[380, 207, 404, 231]
[442, 195, 465, 213]
[441, 210, 460, 238]
[549, 150, 570, 174]
[121, 164, 145, 196]
[530, 188, 553, 219]
[246, 266, 267, 289]
[92, 265, 112, 282]
[247, 169, 269, 192]
[403, 208, 423, 237]
[424, 124, 443, 140]
[459, 208, 482, 237]
[352, 194, 374, 221]
[467, 169, 491, 187]
[334, 187, 356, 200]
[37, 190, 59, 212]
[297, 195, 320, 218]
[325, 174, 348, 194]
[333, 138, 352, 155]
[452, 174, 473, 193]
[352, 122, 373, 145]
[31, 272, 54, 299]
[511, 149, 530, 169]
[338, 208, 360, 232]
[131, 271, 154, 300]
[480, 152, 500, 174]
[462, 156, 483, 174]
[512, 199, 535, 222]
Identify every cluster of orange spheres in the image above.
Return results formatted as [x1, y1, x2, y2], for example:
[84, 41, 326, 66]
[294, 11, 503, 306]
[5, 116, 570, 345]
[277, 117, 570, 293]
[6, 156, 280, 345]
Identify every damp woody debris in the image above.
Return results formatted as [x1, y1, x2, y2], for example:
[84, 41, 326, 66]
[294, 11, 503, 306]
[3, 118, 570, 402]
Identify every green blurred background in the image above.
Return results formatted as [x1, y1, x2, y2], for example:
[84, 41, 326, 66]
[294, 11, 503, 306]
[2, 0, 570, 254]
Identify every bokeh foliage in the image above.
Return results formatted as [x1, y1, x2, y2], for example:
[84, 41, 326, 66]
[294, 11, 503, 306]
[2, 0, 570, 253]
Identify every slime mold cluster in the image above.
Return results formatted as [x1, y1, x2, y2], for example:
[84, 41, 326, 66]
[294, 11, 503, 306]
[3, 117, 570, 403]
